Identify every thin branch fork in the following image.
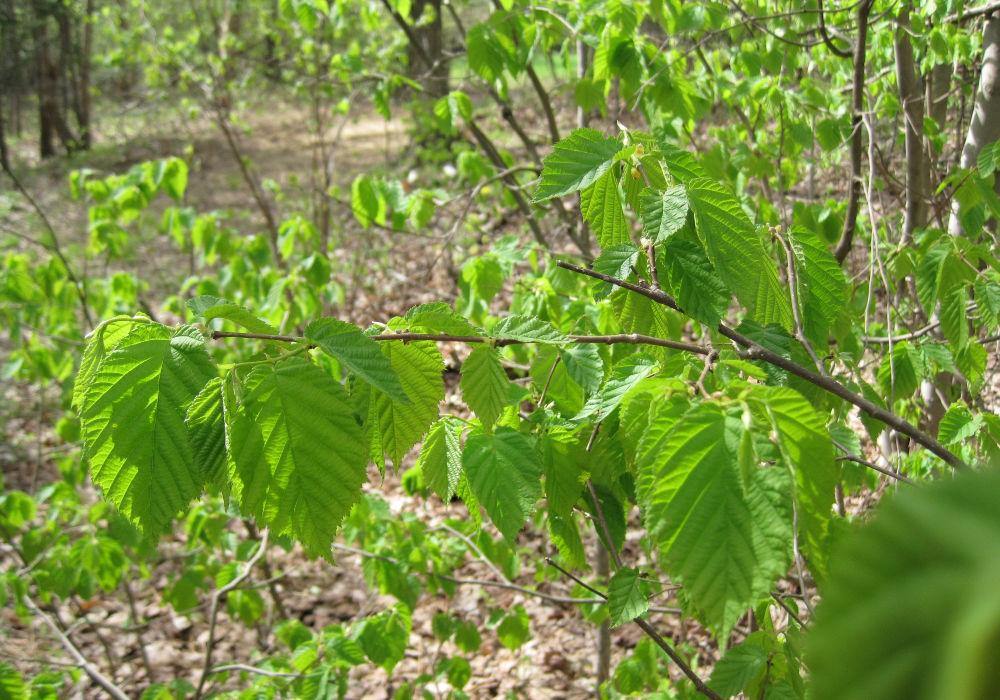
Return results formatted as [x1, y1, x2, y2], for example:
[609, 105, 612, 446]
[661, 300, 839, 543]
[554, 260, 967, 470]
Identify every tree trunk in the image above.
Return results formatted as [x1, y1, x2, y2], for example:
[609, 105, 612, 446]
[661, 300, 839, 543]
[0, 94, 10, 172]
[949, 15, 1000, 236]
[35, 8, 55, 158]
[407, 0, 448, 99]
[77, 0, 94, 149]
[894, 8, 926, 242]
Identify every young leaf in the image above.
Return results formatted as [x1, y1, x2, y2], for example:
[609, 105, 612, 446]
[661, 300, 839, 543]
[533, 128, 624, 202]
[686, 178, 793, 330]
[404, 302, 483, 336]
[640, 185, 688, 243]
[659, 235, 730, 327]
[636, 402, 792, 638]
[226, 357, 368, 558]
[305, 318, 408, 402]
[80, 324, 216, 537]
[491, 315, 569, 344]
[787, 226, 849, 344]
[560, 343, 605, 393]
[416, 418, 463, 501]
[608, 567, 648, 627]
[187, 295, 277, 335]
[580, 169, 630, 248]
[575, 354, 658, 423]
[462, 429, 542, 543]
[185, 377, 226, 483]
[367, 340, 444, 470]
[460, 346, 511, 429]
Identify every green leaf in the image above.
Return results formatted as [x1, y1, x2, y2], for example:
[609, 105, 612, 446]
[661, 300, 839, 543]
[226, 357, 368, 557]
[541, 433, 585, 517]
[709, 635, 771, 696]
[462, 429, 542, 543]
[0, 662, 26, 700]
[787, 226, 848, 345]
[636, 402, 792, 637]
[974, 275, 1000, 331]
[608, 567, 649, 627]
[495, 605, 531, 650]
[492, 315, 569, 344]
[640, 185, 688, 243]
[357, 606, 411, 673]
[659, 234, 730, 327]
[187, 295, 276, 335]
[938, 402, 984, 445]
[73, 316, 138, 412]
[686, 178, 792, 330]
[416, 418, 463, 501]
[185, 377, 226, 483]
[560, 344, 605, 393]
[575, 354, 657, 423]
[533, 128, 624, 202]
[305, 318, 408, 402]
[466, 23, 506, 82]
[80, 324, 216, 537]
[808, 469, 1000, 700]
[580, 169, 630, 248]
[404, 302, 483, 336]
[753, 386, 837, 579]
[367, 340, 444, 469]
[592, 243, 640, 282]
[876, 341, 924, 399]
[460, 346, 510, 429]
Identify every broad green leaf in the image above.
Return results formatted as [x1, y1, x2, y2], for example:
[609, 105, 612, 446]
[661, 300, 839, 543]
[73, 316, 138, 412]
[187, 295, 276, 335]
[227, 358, 368, 557]
[592, 243, 640, 282]
[974, 275, 1000, 331]
[462, 429, 542, 543]
[575, 354, 657, 423]
[305, 318, 408, 402]
[608, 567, 648, 627]
[460, 346, 510, 429]
[753, 386, 837, 579]
[636, 402, 792, 637]
[541, 432, 585, 517]
[787, 226, 848, 344]
[686, 178, 792, 330]
[709, 634, 771, 696]
[460, 255, 504, 304]
[548, 512, 587, 569]
[416, 418, 463, 501]
[560, 343, 605, 393]
[580, 169, 630, 247]
[939, 285, 969, 347]
[357, 606, 411, 673]
[938, 402, 984, 445]
[80, 324, 216, 536]
[534, 128, 624, 202]
[808, 469, 1000, 700]
[876, 341, 924, 399]
[404, 302, 483, 336]
[466, 23, 505, 82]
[0, 662, 26, 700]
[492, 315, 569, 344]
[659, 234, 730, 326]
[495, 604, 531, 650]
[185, 377, 226, 483]
[367, 340, 443, 470]
[640, 185, 688, 243]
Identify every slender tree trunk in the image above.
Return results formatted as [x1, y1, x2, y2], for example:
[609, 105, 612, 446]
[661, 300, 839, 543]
[894, 8, 926, 242]
[949, 15, 1000, 236]
[78, 0, 93, 149]
[408, 0, 448, 99]
[594, 544, 611, 694]
[833, 0, 874, 263]
[35, 8, 55, 158]
[0, 95, 10, 172]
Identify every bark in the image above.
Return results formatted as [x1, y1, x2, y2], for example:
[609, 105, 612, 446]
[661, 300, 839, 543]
[0, 95, 9, 172]
[894, 8, 926, 242]
[408, 0, 448, 99]
[833, 0, 875, 263]
[78, 0, 93, 149]
[35, 8, 55, 158]
[949, 15, 1000, 236]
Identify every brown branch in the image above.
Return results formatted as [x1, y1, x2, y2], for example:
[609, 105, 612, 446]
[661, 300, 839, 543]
[816, 0, 853, 57]
[833, 0, 875, 263]
[555, 260, 967, 470]
[945, 1, 1000, 23]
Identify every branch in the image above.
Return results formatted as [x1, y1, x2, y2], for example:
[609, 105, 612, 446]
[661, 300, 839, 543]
[555, 260, 967, 470]
[544, 558, 721, 700]
[816, 0, 853, 57]
[21, 594, 129, 700]
[194, 529, 270, 700]
[211, 329, 712, 355]
[945, 2, 1000, 22]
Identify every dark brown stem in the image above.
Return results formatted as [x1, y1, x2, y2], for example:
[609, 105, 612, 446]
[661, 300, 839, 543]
[816, 0, 852, 57]
[833, 0, 874, 263]
[555, 260, 967, 470]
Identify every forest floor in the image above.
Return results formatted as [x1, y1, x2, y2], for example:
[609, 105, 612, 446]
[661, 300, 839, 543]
[1, 97, 749, 698]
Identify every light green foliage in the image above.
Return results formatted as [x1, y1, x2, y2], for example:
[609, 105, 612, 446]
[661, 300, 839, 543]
[581, 169, 629, 247]
[637, 402, 792, 637]
[79, 323, 216, 537]
[187, 295, 277, 335]
[640, 184, 688, 243]
[607, 567, 648, 627]
[226, 358, 368, 557]
[809, 469, 1000, 700]
[416, 418, 464, 501]
[533, 129, 623, 202]
[462, 429, 542, 543]
[460, 346, 511, 429]
[305, 318, 408, 401]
